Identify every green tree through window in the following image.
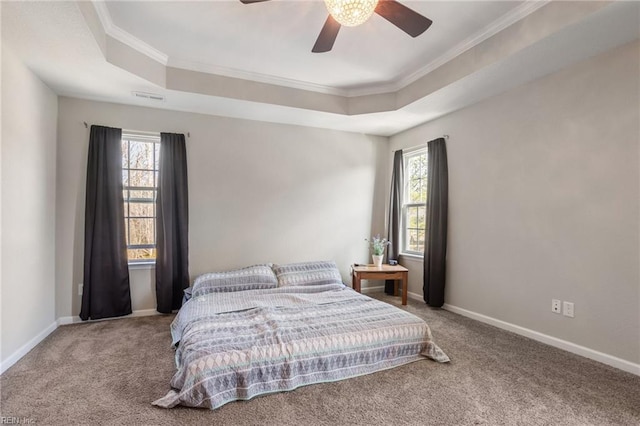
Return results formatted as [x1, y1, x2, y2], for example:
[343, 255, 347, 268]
[122, 133, 160, 262]
[403, 149, 427, 254]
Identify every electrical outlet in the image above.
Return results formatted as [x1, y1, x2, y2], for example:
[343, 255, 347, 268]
[78, 283, 83, 296]
[563, 301, 574, 318]
[552, 299, 561, 314]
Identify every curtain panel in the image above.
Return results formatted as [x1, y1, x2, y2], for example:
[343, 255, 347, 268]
[81, 125, 132, 320]
[423, 138, 448, 307]
[385, 149, 404, 294]
[156, 132, 190, 313]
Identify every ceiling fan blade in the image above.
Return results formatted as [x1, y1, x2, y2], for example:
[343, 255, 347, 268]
[375, 0, 432, 37]
[239, 0, 270, 4]
[312, 15, 341, 53]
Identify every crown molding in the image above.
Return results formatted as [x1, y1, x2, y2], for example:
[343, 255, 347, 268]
[167, 57, 348, 96]
[394, 0, 551, 92]
[89, 0, 549, 98]
[346, 0, 551, 97]
[92, 1, 168, 65]
[345, 81, 399, 98]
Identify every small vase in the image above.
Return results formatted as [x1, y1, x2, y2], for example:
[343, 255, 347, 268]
[372, 255, 383, 267]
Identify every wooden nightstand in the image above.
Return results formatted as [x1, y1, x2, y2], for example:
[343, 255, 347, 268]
[351, 264, 409, 305]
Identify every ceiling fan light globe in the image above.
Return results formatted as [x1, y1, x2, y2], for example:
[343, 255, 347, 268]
[324, 0, 379, 27]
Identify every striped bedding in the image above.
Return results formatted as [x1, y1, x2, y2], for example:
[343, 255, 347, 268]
[153, 283, 449, 409]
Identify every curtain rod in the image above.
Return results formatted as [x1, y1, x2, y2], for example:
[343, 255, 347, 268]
[393, 135, 449, 153]
[83, 121, 190, 138]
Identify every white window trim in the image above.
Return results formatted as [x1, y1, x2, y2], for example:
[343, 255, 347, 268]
[399, 252, 424, 261]
[122, 131, 161, 265]
[400, 146, 427, 257]
[128, 261, 156, 270]
[122, 129, 161, 142]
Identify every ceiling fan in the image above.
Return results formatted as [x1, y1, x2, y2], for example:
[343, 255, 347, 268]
[239, 0, 433, 53]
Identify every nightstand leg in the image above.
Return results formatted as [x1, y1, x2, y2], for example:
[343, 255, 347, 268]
[401, 271, 408, 305]
[352, 273, 361, 293]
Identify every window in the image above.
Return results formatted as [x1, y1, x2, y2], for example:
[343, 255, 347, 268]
[402, 148, 428, 255]
[121, 132, 160, 262]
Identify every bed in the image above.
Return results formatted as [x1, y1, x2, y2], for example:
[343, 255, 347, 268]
[153, 261, 449, 410]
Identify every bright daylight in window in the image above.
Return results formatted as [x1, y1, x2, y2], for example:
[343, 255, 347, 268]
[122, 133, 160, 262]
[403, 148, 427, 255]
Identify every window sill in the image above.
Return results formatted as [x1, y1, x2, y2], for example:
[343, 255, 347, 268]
[399, 253, 424, 262]
[128, 261, 156, 270]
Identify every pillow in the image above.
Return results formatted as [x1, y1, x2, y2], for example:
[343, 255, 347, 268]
[183, 286, 193, 304]
[272, 260, 343, 287]
[191, 264, 277, 297]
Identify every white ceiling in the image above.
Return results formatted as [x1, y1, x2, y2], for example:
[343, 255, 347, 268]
[1, 1, 639, 136]
[103, 0, 523, 93]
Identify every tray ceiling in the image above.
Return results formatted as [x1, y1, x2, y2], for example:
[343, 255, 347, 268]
[2, 1, 638, 136]
[102, 0, 524, 94]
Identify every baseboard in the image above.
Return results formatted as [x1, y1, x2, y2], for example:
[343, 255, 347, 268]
[1, 309, 162, 375]
[57, 315, 83, 325]
[0, 321, 58, 375]
[129, 308, 162, 317]
[407, 291, 423, 302]
[10, 303, 636, 377]
[361, 287, 424, 304]
[443, 303, 640, 376]
[57, 308, 161, 325]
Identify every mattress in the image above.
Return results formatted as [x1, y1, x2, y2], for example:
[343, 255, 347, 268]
[153, 283, 449, 409]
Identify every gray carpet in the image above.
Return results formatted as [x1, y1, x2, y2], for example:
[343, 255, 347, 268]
[1, 293, 639, 425]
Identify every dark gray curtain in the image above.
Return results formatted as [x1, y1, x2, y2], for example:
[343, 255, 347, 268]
[423, 138, 448, 307]
[80, 125, 131, 320]
[156, 132, 189, 313]
[385, 149, 404, 294]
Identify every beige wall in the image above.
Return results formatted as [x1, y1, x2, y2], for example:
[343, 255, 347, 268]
[1, 46, 58, 366]
[56, 98, 388, 318]
[391, 40, 640, 364]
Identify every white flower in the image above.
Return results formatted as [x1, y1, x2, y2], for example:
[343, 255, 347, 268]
[366, 234, 391, 256]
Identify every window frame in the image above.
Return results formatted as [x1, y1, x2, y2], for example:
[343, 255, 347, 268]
[121, 131, 161, 265]
[401, 147, 428, 257]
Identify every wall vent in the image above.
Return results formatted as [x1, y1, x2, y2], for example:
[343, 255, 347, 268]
[132, 91, 165, 102]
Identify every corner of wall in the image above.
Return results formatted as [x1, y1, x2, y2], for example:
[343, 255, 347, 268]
[1, 42, 59, 369]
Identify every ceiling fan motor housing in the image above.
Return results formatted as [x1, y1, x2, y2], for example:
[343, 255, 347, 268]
[324, 0, 379, 27]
